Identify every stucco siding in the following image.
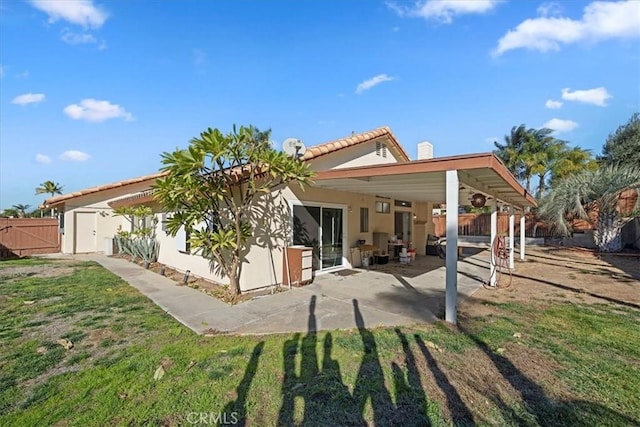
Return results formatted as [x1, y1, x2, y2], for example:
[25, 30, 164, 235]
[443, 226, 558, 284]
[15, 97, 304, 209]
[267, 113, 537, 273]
[309, 139, 401, 171]
[59, 181, 155, 254]
[154, 190, 290, 291]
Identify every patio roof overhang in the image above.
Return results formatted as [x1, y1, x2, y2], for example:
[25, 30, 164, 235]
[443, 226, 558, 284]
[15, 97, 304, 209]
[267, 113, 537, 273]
[315, 152, 535, 325]
[313, 152, 537, 209]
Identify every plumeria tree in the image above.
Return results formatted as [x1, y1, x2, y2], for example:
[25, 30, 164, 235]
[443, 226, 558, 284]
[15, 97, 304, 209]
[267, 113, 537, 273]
[539, 165, 640, 252]
[154, 125, 314, 295]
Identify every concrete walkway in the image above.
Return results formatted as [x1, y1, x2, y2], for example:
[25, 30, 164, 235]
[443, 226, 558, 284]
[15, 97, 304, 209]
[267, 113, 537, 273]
[81, 253, 489, 335]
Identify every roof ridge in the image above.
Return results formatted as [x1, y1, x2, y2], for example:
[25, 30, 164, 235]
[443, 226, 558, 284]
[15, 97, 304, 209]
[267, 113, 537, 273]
[44, 171, 168, 207]
[44, 126, 410, 207]
[301, 126, 410, 162]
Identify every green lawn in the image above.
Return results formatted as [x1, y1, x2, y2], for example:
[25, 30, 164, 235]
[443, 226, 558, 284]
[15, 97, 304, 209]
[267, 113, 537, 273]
[0, 259, 638, 426]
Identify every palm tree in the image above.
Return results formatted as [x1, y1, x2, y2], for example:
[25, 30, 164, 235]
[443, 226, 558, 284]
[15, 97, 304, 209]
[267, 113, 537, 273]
[496, 126, 598, 198]
[495, 124, 530, 190]
[549, 146, 598, 188]
[539, 165, 640, 252]
[35, 181, 63, 216]
[12, 204, 30, 218]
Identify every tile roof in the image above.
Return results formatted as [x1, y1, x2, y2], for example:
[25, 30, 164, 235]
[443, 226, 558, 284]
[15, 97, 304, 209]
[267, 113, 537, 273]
[301, 126, 410, 162]
[43, 171, 168, 208]
[44, 126, 410, 207]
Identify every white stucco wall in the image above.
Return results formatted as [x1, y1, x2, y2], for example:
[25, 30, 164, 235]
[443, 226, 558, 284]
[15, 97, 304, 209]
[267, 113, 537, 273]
[154, 138, 410, 291]
[154, 189, 292, 291]
[69, 137, 430, 292]
[309, 138, 402, 171]
[59, 181, 155, 254]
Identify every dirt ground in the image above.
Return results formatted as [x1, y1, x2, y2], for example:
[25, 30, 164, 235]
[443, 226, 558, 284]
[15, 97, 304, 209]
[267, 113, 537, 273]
[110, 255, 282, 304]
[463, 246, 639, 317]
[437, 246, 640, 424]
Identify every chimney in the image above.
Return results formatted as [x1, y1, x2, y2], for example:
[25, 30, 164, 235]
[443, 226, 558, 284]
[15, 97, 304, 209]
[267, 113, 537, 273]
[417, 141, 434, 160]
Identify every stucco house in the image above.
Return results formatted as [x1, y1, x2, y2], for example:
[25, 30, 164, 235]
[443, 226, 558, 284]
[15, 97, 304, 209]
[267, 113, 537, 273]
[44, 127, 535, 323]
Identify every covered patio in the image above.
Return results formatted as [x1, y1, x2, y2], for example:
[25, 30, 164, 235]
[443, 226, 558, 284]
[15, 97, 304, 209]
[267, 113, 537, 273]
[314, 153, 537, 324]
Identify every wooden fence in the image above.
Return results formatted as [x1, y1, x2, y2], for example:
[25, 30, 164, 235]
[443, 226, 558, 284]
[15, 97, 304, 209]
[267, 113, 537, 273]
[432, 213, 592, 238]
[0, 218, 60, 258]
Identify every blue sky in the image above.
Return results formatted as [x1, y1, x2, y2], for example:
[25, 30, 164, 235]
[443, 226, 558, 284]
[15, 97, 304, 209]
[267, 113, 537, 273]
[1, 0, 639, 209]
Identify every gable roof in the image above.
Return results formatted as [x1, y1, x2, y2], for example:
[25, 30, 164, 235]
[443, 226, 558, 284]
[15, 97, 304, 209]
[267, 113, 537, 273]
[43, 171, 167, 208]
[44, 126, 410, 208]
[301, 126, 410, 163]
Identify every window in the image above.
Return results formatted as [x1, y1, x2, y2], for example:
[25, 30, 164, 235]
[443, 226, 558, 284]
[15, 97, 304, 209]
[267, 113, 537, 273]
[375, 201, 390, 213]
[375, 141, 387, 158]
[161, 213, 168, 232]
[359, 207, 369, 232]
[175, 225, 190, 253]
[58, 211, 65, 234]
[394, 200, 412, 208]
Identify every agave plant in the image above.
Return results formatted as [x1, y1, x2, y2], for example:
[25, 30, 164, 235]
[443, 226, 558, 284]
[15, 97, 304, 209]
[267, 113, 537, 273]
[129, 236, 160, 268]
[539, 164, 640, 252]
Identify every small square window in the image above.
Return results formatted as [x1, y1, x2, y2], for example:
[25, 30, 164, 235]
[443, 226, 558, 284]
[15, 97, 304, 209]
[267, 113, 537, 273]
[375, 201, 390, 213]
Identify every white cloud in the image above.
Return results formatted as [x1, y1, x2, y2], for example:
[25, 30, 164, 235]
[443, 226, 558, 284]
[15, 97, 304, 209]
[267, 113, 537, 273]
[537, 2, 563, 17]
[545, 99, 563, 109]
[388, 0, 502, 24]
[0, 65, 4, 78]
[15, 70, 29, 79]
[63, 99, 134, 122]
[60, 150, 91, 162]
[11, 93, 45, 105]
[494, 0, 640, 55]
[543, 118, 579, 132]
[35, 154, 52, 164]
[29, 0, 108, 28]
[355, 74, 395, 94]
[61, 29, 97, 45]
[561, 87, 612, 106]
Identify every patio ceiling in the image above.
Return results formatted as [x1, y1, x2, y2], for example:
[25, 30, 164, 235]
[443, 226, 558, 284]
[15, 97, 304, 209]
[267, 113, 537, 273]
[313, 153, 537, 209]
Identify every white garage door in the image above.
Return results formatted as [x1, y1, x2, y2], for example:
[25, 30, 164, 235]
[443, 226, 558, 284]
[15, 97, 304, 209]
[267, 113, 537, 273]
[74, 212, 97, 253]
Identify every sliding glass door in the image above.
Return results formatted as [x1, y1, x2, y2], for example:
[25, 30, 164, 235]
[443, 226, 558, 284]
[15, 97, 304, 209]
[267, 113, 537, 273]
[321, 207, 343, 269]
[292, 204, 344, 271]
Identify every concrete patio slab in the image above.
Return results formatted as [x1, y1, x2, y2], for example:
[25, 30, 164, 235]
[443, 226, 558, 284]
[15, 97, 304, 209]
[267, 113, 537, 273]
[79, 252, 489, 335]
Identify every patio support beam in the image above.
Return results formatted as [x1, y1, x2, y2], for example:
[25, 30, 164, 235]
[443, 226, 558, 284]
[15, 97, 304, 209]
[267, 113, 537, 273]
[457, 171, 521, 207]
[520, 209, 526, 260]
[489, 199, 498, 287]
[445, 170, 459, 324]
[509, 205, 515, 270]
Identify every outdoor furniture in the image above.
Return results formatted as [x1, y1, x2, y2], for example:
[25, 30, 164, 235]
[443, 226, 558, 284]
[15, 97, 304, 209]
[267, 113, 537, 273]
[388, 242, 405, 260]
[426, 234, 441, 256]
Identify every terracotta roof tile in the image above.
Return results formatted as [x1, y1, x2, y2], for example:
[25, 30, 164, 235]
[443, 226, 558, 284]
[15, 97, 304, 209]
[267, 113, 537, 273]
[44, 171, 168, 207]
[45, 126, 410, 207]
[300, 126, 410, 162]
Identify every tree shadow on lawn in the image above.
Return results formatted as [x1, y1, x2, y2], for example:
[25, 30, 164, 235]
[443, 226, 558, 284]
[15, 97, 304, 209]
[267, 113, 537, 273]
[221, 341, 265, 426]
[276, 296, 463, 426]
[222, 294, 639, 426]
[457, 322, 640, 427]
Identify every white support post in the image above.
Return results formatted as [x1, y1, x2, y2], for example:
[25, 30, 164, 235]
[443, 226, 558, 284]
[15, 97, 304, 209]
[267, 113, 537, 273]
[489, 199, 498, 287]
[509, 206, 515, 270]
[520, 210, 526, 260]
[445, 170, 459, 324]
